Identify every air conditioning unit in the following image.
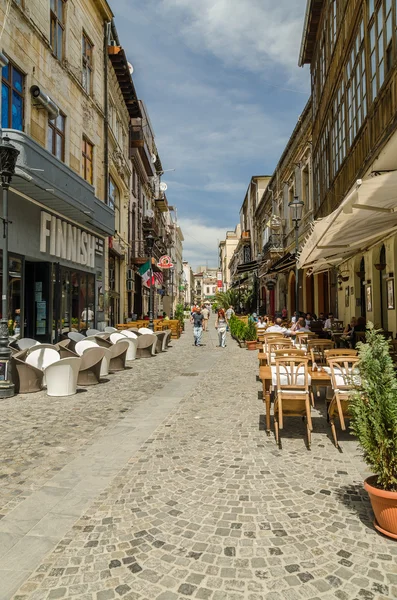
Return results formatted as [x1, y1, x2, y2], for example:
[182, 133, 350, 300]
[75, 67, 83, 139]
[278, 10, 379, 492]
[127, 269, 134, 280]
[127, 280, 134, 291]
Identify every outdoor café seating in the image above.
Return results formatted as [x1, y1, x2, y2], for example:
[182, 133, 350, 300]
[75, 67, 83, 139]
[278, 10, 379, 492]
[324, 357, 360, 447]
[110, 332, 137, 361]
[17, 338, 40, 351]
[77, 348, 106, 386]
[136, 334, 157, 358]
[108, 340, 129, 371]
[11, 351, 44, 394]
[273, 356, 312, 448]
[45, 357, 81, 397]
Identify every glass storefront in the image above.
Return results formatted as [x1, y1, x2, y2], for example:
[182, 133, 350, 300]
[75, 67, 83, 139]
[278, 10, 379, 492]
[0, 254, 23, 335]
[53, 265, 95, 341]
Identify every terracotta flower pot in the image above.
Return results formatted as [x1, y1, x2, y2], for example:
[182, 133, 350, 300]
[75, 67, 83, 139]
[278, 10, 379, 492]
[246, 341, 257, 351]
[364, 475, 397, 539]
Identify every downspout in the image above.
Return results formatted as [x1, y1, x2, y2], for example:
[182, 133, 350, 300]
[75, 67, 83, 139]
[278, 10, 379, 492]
[104, 21, 111, 207]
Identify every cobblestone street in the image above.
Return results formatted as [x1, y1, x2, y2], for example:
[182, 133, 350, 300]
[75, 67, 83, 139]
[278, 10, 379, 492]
[1, 323, 396, 600]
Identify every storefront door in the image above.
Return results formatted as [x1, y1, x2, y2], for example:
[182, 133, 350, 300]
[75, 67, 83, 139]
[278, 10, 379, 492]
[53, 266, 95, 341]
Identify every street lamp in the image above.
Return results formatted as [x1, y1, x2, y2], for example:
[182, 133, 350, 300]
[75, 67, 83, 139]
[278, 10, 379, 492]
[256, 252, 262, 315]
[145, 233, 156, 331]
[0, 136, 20, 398]
[288, 195, 304, 319]
[170, 263, 174, 319]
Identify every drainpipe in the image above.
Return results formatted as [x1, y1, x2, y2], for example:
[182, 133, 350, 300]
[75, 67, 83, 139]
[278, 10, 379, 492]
[104, 22, 111, 207]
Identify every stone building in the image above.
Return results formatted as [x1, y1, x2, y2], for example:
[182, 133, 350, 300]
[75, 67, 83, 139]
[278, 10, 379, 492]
[218, 224, 241, 292]
[298, 0, 397, 334]
[0, 0, 127, 340]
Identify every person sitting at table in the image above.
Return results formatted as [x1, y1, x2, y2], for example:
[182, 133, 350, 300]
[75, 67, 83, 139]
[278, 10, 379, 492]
[340, 316, 357, 347]
[266, 317, 287, 334]
[318, 312, 325, 324]
[351, 316, 367, 348]
[305, 312, 313, 328]
[324, 312, 334, 329]
[257, 316, 267, 329]
[287, 317, 310, 335]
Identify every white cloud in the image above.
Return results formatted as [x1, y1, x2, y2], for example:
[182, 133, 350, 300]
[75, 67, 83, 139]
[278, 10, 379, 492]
[161, 0, 308, 86]
[179, 217, 233, 270]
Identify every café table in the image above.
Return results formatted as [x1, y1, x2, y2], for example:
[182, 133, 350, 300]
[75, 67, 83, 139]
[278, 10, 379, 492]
[258, 366, 331, 433]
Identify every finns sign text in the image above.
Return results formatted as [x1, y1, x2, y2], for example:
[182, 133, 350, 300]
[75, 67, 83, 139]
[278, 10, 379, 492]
[40, 211, 97, 268]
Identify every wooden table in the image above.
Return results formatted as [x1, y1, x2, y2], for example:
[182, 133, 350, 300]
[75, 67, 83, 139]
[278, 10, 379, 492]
[258, 366, 331, 433]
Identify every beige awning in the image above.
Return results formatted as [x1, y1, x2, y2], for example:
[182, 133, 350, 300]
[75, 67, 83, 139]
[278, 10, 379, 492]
[298, 171, 397, 272]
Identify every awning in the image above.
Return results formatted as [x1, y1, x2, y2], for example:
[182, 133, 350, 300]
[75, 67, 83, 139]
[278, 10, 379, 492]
[230, 276, 250, 289]
[267, 253, 296, 274]
[298, 171, 397, 272]
[236, 260, 259, 274]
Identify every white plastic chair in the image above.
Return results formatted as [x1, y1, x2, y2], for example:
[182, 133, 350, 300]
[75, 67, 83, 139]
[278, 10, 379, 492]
[105, 326, 118, 333]
[138, 327, 154, 335]
[17, 338, 40, 351]
[122, 330, 138, 339]
[45, 357, 81, 397]
[110, 332, 137, 361]
[68, 332, 85, 343]
[75, 339, 99, 356]
[26, 348, 60, 371]
[86, 328, 100, 337]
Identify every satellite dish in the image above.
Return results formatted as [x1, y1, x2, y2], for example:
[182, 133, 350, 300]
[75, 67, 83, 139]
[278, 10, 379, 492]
[128, 62, 134, 75]
[151, 153, 157, 164]
[160, 182, 168, 192]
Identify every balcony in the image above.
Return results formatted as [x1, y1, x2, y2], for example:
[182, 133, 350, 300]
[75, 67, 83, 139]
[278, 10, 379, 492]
[130, 126, 155, 177]
[7, 130, 114, 236]
[262, 234, 284, 256]
[241, 230, 251, 240]
[130, 240, 147, 265]
[142, 215, 159, 235]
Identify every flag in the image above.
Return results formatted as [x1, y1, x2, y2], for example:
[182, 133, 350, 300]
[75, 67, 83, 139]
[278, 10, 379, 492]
[138, 261, 151, 287]
[154, 272, 163, 286]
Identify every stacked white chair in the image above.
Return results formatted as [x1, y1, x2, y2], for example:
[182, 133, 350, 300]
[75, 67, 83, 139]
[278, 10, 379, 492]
[105, 326, 118, 333]
[110, 332, 137, 361]
[45, 357, 81, 397]
[138, 327, 154, 335]
[17, 338, 40, 351]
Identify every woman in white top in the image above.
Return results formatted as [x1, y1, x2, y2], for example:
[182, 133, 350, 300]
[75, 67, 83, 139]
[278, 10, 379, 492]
[215, 309, 228, 348]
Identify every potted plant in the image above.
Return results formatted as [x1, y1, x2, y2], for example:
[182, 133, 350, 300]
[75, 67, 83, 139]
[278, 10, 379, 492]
[245, 321, 257, 350]
[350, 322, 397, 538]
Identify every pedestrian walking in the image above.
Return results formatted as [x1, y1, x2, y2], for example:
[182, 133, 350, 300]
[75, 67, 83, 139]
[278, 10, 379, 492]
[190, 307, 204, 346]
[215, 308, 228, 348]
[225, 305, 234, 331]
[201, 305, 210, 331]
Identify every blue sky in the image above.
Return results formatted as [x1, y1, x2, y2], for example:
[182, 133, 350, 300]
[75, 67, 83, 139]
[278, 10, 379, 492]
[113, 0, 310, 270]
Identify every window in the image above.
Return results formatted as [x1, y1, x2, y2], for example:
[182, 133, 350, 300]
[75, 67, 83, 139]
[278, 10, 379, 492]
[368, 0, 393, 100]
[346, 20, 367, 146]
[1, 62, 24, 130]
[109, 176, 120, 232]
[331, 80, 346, 176]
[47, 113, 65, 160]
[330, 0, 337, 51]
[108, 176, 119, 211]
[82, 33, 93, 94]
[50, 0, 65, 61]
[82, 137, 93, 184]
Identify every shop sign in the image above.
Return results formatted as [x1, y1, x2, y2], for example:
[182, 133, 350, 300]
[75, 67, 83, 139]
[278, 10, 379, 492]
[157, 255, 174, 269]
[217, 271, 222, 289]
[40, 211, 99, 268]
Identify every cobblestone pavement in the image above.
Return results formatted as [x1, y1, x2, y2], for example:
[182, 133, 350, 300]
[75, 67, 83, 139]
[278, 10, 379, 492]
[2, 323, 397, 599]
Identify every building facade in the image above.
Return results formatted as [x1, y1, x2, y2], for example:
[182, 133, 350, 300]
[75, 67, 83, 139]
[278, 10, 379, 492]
[218, 225, 241, 291]
[298, 0, 397, 335]
[182, 261, 194, 307]
[1, 0, 121, 341]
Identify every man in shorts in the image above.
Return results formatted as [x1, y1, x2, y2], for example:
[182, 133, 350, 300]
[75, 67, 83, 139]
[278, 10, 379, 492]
[201, 305, 210, 331]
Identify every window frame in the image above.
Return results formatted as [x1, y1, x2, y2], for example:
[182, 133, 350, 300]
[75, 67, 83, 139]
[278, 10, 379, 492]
[47, 113, 66, 161]
[1, 61, 24, 131]
[82, 136, 94, 185]
[50, 0, 65, 61]
[82, 31, 93, 95]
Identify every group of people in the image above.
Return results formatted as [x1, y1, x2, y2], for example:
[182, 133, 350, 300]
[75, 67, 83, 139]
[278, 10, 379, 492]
[190, 304, 235, 348]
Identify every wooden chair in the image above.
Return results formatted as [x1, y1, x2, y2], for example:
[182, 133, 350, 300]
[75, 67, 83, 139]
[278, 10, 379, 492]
[308, 339, 335, 367]
[273, 357, 312, 448]
[273, 349, 306, 358]
[267, 339, 294, 364]
[326, 357, 360, 447]
[324, 348, 358, 359]
[262, 333, 285, 355]
[294, 331, 317, 349]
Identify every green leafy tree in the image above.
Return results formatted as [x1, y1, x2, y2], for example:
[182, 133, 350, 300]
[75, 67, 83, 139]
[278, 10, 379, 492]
[350, 323, 397, 491]
[215, 289, 239, 310]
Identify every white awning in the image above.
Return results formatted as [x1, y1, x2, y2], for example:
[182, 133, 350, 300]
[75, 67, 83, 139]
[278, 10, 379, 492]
[298, 171, 397, 271]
